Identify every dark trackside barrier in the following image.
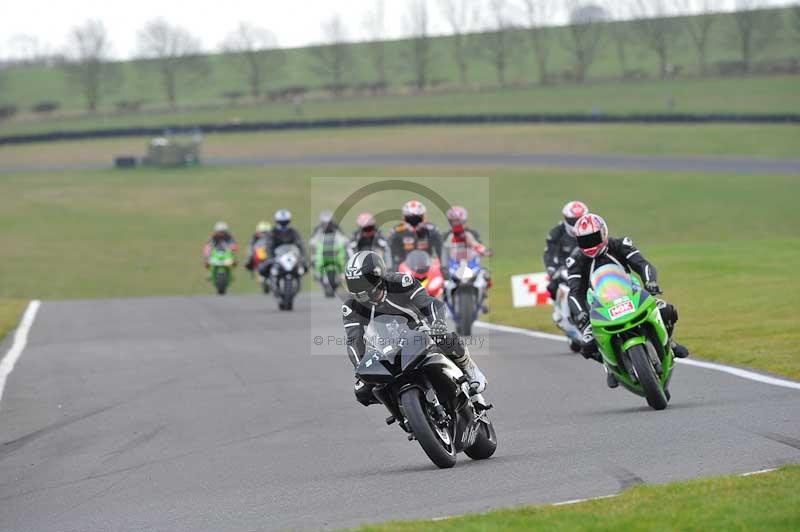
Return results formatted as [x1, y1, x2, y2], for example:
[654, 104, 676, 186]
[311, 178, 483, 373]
[2, 113, 799, 146]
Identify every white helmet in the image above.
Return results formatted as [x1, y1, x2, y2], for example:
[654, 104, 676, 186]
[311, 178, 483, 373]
[562, 201, 588, 236]
[275, 209, 292, 228]
[213, 221, 229, 233]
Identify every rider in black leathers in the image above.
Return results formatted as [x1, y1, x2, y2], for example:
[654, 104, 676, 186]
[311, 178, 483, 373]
[542, 201, 588, 300]
[342, 251, 486, 406]
[258, 209, 307, 279]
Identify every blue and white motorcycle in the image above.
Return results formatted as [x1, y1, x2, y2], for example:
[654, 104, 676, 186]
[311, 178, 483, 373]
[444, 253, 489, 337]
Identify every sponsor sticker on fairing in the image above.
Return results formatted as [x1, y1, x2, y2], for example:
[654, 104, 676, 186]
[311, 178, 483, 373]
[609, 299, 635, 319]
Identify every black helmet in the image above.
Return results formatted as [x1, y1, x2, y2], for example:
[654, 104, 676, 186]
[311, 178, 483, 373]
[345, 251, 387, 303]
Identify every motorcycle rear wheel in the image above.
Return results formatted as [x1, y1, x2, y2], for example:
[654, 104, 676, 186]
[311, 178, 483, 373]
[400, 388, 456, 469]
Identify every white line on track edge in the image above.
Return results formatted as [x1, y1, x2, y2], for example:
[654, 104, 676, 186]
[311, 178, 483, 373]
[473, 320, 800, 391]
[0, 300, 41, 409]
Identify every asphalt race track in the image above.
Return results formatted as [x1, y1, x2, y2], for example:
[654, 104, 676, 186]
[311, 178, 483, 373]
[2, 152, 800, 175]
[1, 293, 799, 531]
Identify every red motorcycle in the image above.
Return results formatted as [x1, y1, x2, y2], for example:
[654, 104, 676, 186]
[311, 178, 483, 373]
[398, 250, 444, 298]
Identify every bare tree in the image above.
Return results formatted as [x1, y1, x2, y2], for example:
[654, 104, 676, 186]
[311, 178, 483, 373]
[607, 3, 631, 79]
[561, 1, 606, 83]
[309, 15, 353, 95]
[61, 20, 119, 112]
[222, 23, 284, 101]
[137, 19, 208, 109]
[480, 0, 519, 87]
[438, 0, 479, 85]
[363, 1, 387, 86]
[403, 0, 434, 91]
[794, 3, 800, 41]
[728, 0, 783, 73]
[674, 0, 718, 75]
[521, 0, 555, 85]
[630, 0, 682, 79]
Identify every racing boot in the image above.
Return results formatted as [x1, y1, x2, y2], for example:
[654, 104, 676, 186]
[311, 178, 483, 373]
[605, 367, 619, 388]
[452, 347, 487, 394]
[354, 379, 378, 406]
[671, 340, 690, 358]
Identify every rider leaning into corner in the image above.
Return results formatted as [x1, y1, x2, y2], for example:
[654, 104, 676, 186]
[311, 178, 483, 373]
[204, 221, 238, 267]
[542, 201, 588, 300]
[566, 213, 690, 388]
[342, 251, 487, 406]
[387, 200, 444, 268]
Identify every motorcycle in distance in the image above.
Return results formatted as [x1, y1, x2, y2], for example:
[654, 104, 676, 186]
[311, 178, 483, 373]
[269, 244, 305, 310]
[314, 232, 348, 298]
[397, 250, 444, 298]
[355, 315, 497, 469]
[551, 267, 583, 353]
[207, 243, 235, 295]
[444, 247, 489, 337]
[588, 264, 676, 410]
[251, 236, 270, 294]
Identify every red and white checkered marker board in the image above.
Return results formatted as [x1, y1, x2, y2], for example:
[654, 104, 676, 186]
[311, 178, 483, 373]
[511, 273, 552, 308]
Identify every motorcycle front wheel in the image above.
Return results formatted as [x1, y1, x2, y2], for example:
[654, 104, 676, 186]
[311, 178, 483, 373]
[215, 269, 229, 295]
[629, 343, 668, 411]
[400, 388, 456, 469]
[455, 289, 477, 336]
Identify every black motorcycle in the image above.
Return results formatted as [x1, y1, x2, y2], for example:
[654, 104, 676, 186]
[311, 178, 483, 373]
[355, 316, 497, 469]
[268, 244, 304, 311]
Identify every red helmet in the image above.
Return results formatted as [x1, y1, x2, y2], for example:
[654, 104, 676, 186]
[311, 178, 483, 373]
[402, 200, 426, 227]
[356, 212, 377, 237]
[562, 201, 588, 236]
[446, 205, 468, 234]
[574, 213, 608, 258]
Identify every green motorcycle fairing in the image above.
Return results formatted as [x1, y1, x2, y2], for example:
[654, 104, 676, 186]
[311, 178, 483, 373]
[587, 264, 673, 397]
[314, 233, 348, 275]
[207, 245, 235, 282]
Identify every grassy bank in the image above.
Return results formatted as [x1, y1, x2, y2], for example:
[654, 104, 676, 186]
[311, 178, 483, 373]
[1, 6, 797, 116]
[351, 465, 800, 531]
[2, 76, 799, 138]
[0, 161, 797, 378]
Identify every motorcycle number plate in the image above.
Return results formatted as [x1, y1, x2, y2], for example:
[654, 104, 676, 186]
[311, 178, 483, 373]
[609, 300, 635, 319]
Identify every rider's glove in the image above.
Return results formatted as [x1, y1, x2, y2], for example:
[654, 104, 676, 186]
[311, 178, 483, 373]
[547, 267, 556, 277]
[430, 319, 448, 337]
[645, 281, 662, 295]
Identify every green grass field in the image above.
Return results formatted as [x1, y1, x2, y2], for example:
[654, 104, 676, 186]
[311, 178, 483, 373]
[2, 124, 800, 171]
[0, 7, 798, 137]
[2, 76, 799, 138]
[0, 153, 797, 377]
[350, 465, 800, 531]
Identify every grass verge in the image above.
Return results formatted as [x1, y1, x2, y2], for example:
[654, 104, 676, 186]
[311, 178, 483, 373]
[0, 299, 26, 344]
[350, 465, 800, 531]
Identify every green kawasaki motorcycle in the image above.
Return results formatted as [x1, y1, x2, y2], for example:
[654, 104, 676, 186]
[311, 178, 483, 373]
[314, 232, 348, 298]
[208, 244, 236, 295]
[588, 264, 674, 410]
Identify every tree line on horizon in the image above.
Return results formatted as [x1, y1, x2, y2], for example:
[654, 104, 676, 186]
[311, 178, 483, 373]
[1, 0, 799, 116]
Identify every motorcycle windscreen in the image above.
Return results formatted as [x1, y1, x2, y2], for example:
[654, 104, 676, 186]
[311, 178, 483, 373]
[400, 330, 431, 372]
[590, 264, 634, 306]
